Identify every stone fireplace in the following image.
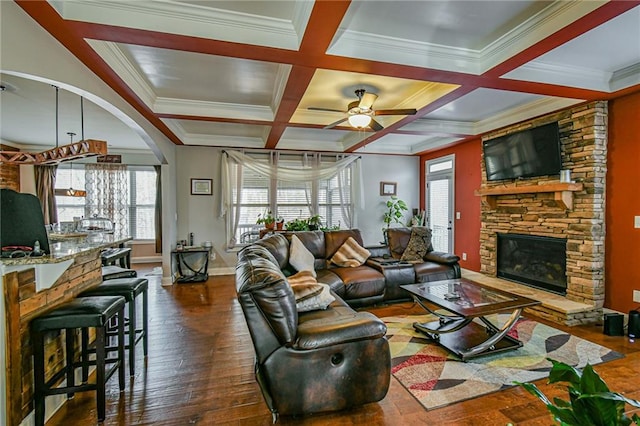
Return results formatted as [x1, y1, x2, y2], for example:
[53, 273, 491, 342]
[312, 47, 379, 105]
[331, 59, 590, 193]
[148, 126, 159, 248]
[478, 101, 607, 325]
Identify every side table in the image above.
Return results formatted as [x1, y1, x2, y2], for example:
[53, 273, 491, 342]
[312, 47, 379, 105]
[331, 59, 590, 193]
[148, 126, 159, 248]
[171, 248, 210, 283]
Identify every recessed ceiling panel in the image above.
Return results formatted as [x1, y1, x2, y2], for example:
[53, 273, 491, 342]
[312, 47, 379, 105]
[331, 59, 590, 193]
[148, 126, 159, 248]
[162, 119, 269, 148]
[504, 7, 640, 91]
[119, 44, 281, 105]
[52, 0, 313, 50]
[425, 88, 546, 122]
[338, 1, 551, 50]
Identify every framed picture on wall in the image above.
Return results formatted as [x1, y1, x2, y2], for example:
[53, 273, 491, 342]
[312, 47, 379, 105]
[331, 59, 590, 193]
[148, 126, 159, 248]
[191, 178, 212, 195]
[380, 182, 397, 196]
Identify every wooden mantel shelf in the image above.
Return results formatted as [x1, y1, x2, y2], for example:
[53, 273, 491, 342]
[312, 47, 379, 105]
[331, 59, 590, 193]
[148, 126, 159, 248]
[474, 182, 584, 210]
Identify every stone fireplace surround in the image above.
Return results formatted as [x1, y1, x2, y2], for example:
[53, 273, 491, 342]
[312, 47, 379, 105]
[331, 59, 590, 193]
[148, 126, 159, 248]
[476, 101, 607, 326]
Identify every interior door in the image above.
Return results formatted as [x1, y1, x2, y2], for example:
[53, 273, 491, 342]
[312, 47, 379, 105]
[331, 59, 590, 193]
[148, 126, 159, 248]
[426, 155, 454, 253]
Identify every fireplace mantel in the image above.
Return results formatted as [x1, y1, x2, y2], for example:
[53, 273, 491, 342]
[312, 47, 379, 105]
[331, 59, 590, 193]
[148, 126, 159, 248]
[475, 182, 583, 210]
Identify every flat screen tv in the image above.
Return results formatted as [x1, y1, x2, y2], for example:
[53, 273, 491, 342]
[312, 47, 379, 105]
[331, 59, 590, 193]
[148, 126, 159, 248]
[483, 122, 562, 181]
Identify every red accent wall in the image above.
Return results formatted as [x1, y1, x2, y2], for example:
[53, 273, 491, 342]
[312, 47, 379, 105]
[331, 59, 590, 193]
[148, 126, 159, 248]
[420, 139, 482, 271]
[606, 92, 640, 313]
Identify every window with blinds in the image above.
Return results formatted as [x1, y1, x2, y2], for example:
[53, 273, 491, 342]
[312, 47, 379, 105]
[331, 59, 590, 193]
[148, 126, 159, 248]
[54, 165, 157, 240]
[230, 155, 353, 245]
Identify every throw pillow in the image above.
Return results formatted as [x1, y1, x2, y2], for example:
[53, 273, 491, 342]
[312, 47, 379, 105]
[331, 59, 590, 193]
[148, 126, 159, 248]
[289, 235, 317, 277]
[289, 271, 324, 303]
[330, 237, 371, 267]
[296, 283, 335, 312]
[401, 227, 433, 261]
[288, 270, 317, 287]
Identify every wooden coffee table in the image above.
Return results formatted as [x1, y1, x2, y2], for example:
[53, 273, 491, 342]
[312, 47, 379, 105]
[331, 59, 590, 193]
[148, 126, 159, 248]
[401, 278, 540, 361]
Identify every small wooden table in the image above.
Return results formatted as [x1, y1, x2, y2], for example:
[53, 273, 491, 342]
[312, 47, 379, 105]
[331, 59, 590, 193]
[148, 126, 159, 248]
[401, 278, 540, 361]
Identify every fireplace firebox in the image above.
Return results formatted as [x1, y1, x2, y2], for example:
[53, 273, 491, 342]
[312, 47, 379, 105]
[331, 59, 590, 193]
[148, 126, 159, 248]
[497, 233, 567, 295]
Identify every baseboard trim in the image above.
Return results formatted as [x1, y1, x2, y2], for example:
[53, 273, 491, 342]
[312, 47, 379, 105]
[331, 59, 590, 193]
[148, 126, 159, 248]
[131, 256, 162, 264]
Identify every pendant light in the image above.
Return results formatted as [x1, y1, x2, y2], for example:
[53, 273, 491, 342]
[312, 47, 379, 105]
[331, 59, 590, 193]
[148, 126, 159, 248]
[54, 128, 87, 197]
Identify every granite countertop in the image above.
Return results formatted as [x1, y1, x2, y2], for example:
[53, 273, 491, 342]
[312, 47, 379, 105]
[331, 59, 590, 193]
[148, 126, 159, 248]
[0, 234, 132, 266]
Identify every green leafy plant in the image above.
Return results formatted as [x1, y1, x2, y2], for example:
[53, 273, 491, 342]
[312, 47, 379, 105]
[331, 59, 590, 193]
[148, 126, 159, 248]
[307, 214, 322, 230]
[516, 358, 640, 426]
[284, 218, 309, 231]
[383, 196, 408, 232]
[256, 210, 275, 227]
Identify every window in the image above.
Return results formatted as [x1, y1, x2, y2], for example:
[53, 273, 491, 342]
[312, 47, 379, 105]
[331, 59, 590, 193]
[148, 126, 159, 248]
[55, 165, 157, 240]
[224, 152, 357, 246]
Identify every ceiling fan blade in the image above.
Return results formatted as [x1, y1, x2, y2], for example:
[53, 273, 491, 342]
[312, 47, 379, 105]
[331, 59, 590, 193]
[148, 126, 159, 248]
[369, 118, 384, 132]
[324, 117, 348, 129]
[308, 107, 345, 113]
[374, 108, 417, 116]
[358, 93, 378, 110]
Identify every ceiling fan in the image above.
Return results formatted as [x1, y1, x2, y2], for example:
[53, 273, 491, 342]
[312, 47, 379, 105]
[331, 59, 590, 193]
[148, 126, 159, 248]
[308, 89, 417, 131]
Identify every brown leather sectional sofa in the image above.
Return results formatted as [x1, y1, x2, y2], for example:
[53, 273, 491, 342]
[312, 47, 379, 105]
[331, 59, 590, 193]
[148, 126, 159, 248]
[235, 228, 460, 419]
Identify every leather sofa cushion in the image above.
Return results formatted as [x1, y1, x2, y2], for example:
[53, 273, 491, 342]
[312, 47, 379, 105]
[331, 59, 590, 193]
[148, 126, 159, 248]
[316, 269, 345, 297]
[331, 266, 385, 300]
[256, 233, 290, 270]
[236, 245, 298, 345]
[414, 261, 459, 283]
[294, 310, 387, 350]
[424, 251, 460, 265]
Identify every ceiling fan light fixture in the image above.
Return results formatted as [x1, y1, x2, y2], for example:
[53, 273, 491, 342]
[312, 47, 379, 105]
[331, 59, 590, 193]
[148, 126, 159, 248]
[348, 113, 371, 128]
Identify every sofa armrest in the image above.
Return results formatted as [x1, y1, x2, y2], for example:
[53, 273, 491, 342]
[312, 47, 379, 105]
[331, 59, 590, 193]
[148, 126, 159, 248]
[366, 245, 390, 258]
[293, 311, 386, 350]
[424, 251, 460, 265]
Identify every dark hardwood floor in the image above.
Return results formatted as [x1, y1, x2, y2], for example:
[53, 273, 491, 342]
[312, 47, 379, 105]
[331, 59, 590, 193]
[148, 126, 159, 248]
[47, 265, 640, 425]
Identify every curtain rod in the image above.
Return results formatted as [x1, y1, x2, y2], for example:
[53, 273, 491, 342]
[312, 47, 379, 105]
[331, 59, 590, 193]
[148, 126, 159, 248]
[221, 148, 361, 159]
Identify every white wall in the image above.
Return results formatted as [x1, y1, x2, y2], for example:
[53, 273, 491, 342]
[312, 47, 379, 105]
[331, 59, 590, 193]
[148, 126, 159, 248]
[358, 154, 420, 245]
[175, 147, 420, 268]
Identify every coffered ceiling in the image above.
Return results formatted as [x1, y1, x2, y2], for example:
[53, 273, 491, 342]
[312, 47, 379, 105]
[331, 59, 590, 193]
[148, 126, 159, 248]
[2, 0, 639, 156]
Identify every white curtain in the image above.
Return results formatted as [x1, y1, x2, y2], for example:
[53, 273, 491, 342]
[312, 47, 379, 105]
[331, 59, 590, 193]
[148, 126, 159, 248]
[219, 150, 363, 247]
[85, 164, 129, 235]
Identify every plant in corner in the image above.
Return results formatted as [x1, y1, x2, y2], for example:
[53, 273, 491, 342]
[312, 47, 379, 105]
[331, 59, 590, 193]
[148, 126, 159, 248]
[382, 196, 408, 243]
[516, 358, 640, 426]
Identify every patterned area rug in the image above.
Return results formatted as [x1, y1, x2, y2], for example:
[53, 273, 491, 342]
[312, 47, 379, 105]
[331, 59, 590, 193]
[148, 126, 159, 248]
[383, 314, 623, 411]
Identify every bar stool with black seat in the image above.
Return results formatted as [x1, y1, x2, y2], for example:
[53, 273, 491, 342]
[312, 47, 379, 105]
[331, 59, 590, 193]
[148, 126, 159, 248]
[102, 264, 137, 280]
[31, 296, 126, 426]
[79, 277, 149, 376]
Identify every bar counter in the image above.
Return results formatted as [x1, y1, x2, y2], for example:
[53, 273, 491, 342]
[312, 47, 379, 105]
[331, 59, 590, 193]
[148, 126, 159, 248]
[1, 234, 131, 426]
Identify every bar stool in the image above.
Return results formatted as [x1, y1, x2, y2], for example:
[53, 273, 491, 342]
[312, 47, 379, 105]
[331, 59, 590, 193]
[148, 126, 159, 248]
[79, 278, 149, 376]
[31, 296, 126, 425]
[102, 264, 137, 280]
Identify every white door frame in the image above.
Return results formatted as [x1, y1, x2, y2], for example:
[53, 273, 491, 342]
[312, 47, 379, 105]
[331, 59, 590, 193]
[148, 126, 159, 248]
[425, 154, 455, 253]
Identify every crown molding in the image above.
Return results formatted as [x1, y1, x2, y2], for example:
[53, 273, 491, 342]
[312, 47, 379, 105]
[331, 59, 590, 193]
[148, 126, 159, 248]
[328, 30, 482, 75]
[403, 119, 476, 135]
[504, 60, 612, 92]
[610, 62, 640, 92]
[271, 65, 293, 111]
[154, 98, 274, 121]
[87, 40, 157, 108]
[474, 97, 583, 135]
[181, 134, 265, 149]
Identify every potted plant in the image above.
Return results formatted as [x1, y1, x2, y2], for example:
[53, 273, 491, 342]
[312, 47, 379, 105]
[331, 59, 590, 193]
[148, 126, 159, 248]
[275, 216, 285, 230]
[307, 214, 322, 231]
[256, 210, 275, 230]
[382, 196, 408, 243]
[285, 218, 309, 231]
[516, 358, 640, 426]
